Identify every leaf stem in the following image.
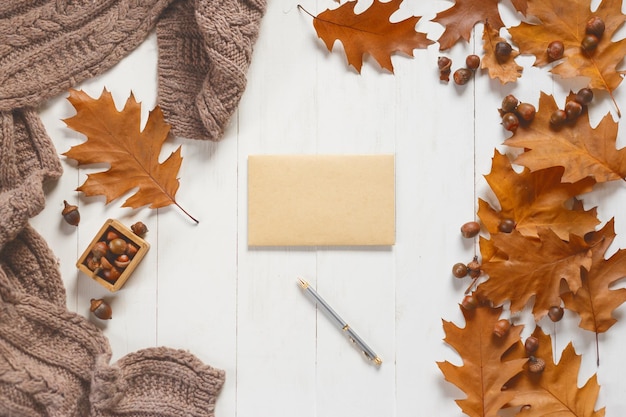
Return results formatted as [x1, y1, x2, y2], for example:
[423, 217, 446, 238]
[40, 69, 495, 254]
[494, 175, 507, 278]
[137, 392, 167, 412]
[609, 90, 621, 118]
[175, 202, 199, 224]
[596, 331, 600, 367]
[464, 276, 479, 295]
[297, 4, 314, 18]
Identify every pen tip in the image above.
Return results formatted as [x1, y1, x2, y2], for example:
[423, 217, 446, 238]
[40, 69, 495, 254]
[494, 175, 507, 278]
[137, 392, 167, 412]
[297, 278, 308, 289]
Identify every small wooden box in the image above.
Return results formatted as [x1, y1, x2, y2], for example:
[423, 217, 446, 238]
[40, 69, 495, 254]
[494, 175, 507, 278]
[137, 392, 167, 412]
[76, 219, 149, 292]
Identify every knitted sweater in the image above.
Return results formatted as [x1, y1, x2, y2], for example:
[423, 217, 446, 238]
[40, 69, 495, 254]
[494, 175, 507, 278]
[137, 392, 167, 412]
[0, 1, 266, 415]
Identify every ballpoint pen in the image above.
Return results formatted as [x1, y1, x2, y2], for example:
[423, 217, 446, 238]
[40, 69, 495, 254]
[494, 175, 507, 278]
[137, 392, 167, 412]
[298, 278, 382, 366]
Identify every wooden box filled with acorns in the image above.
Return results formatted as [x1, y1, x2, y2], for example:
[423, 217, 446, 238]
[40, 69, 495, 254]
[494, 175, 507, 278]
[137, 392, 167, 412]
[76, 219, 149, 292]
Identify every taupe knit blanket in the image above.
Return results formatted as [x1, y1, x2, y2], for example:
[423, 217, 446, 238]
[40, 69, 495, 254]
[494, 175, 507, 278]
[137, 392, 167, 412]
[0, 1, 265, 415]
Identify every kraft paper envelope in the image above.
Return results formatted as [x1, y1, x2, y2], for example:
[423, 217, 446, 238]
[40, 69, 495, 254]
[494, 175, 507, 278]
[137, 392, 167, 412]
[248, 155, 395, 246]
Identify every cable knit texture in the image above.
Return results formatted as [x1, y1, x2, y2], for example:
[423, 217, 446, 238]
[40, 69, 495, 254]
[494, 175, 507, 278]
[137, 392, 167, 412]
[0, 0, 266, 415]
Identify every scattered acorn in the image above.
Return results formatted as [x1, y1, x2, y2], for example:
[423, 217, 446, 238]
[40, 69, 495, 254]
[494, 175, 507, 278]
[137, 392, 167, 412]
[461, 293, 478, 310]
[574, 87, 594, 105]
[501, 112, 520, 132]
[461, 221, 481, 238]
[495, 41, 513, 62]
[524, 336, 539, 354]
[438, 56, 452, 82]
[466, 54, 481, 70]
[550, 109, 568, 127]
[501, 94, 519, 114]
[565, 100, 583, 119]
[498, 218, 516, 233]
[581, 33, 599, 53]
[452, 262, 468, 278]
[62, 200, 80, 226]
[548, 306, 564, 322]
[493, 319, 511, 337]
[90, 298, 112, 320]
[453, 68, 472, 85]
[467, 258, 481, 278]
[585, 16, 605, 39]
[528, 356, 546, 373]
[516, 102, 536, 122]
[546, 40, 564, 61]
[131, 221, 148, 237]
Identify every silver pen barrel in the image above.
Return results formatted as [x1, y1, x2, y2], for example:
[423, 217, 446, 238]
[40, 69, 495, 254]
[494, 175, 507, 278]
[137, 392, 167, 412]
[298, 278, 382, 365]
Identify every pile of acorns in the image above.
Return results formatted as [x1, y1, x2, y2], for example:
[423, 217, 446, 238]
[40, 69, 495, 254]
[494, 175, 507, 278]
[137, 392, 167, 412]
[82, 222, 146, 283]
[438, 54, 480, 85]
[498, 95, 536, 132]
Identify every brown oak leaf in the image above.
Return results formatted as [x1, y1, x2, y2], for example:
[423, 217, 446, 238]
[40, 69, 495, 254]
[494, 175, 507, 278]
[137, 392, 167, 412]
[503, 327, 605, 416]
[505, 92, 626, 183]
[438, 305, 527, 417]
[481, 22, 523, 84]
[476, 228, 593, 320]
[433, 0, 527, 50]
[63, 88, 197, 222]
[509, 0, 626, 108]
[477, 150, 598, 240]
[561, 219, 626, 334]
[302, 0, 433, 73]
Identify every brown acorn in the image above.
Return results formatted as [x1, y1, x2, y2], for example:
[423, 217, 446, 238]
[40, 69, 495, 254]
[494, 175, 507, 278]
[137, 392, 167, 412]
[461, 221, 481, 238]
[546, 40, 564, 61]
[528, 356, 546, 373]
[548, 306, 564, 322]
[585, 16, 605, 39]
[467, 259, 482, 278]
[62, 200, 80, 226]
[524, 336, 539, 354]
[453, 68, 472, 85]
[90, 298, 112, 320]
[131, 221, 148, 237]
[493, 319, 511, 337]
[495, 41, 513, 62]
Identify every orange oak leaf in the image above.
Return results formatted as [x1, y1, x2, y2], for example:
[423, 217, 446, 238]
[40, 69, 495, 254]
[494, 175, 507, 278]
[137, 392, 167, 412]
[438, 305, 527, 417]
[301, 0, 433, 73]
[476, 228, 593, 320]
[433, 0, 527, 50]
[62, 88, 197, 223]
[477, 150, 599, 240]
[509, 0, 626, 110]
[481, 22, 522, 84]
[505, 92, 626, 183]
[503, 327, 604, 416]
[561, 219, 626, 334]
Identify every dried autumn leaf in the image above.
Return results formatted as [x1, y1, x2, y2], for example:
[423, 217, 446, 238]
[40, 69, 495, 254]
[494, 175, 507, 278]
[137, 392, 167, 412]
[476, 228, 593, 320]
[505, 92, 626, 183]
[301, 0, 433, 73]
[477, 150, 599, 240]
[481, 22, 522, 84]
[438, 305, 527, 417]
[509, 0, 626, 109]
[503, 327, 605, 416]
[433, 0, 528, 50]
[561, 219, 626, 333]
[63, 88, 197, 223]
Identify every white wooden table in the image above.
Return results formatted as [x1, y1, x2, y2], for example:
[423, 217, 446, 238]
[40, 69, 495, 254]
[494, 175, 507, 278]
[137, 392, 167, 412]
[32, 1, 626, 416]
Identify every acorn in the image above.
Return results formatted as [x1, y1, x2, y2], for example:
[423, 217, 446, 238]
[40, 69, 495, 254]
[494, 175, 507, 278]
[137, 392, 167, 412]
[131, 221, 148, 237]
[528, 356, 546, 373]
[90, 298, 112, 320]
[495, 41, 513, 62]
[61, 200, 80, 226]
[493, 319, 511, 337]
[585, 16, 605, 39]
[524, 336, 539, 354]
